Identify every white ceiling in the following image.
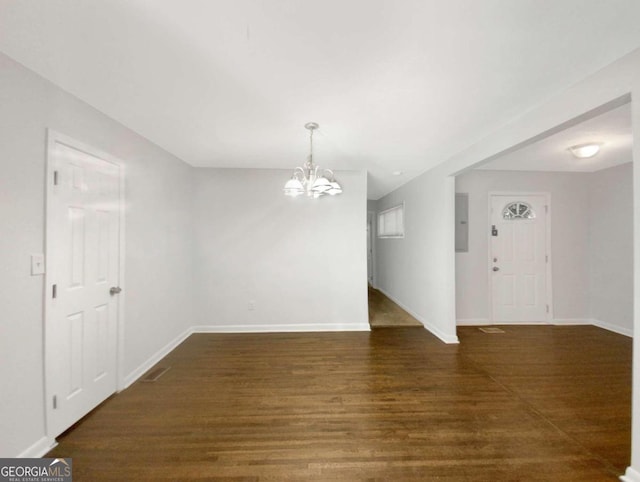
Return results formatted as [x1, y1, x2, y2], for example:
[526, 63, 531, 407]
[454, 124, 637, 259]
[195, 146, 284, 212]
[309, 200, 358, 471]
[1, 1, 639, 199]
[478, 102, 633, 172]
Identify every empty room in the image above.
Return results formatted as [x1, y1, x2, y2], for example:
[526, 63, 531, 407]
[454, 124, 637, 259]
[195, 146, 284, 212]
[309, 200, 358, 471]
[2, 1, 640, 481]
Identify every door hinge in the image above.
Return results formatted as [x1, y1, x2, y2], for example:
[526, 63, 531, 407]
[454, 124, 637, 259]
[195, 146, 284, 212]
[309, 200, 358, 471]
[52, 284, 57, 299]
[546, 304, 549, 313]
[53, 171, 59, 186]
[545, 254, 549, 263]
[53, 395, 57, 409]
[545, 205, 548, 213]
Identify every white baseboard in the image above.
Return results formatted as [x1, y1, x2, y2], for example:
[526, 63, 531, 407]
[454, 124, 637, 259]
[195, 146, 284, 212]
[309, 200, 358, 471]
[376, 287, 459, 344]
[122, 327, 193, 389]
[592, 318, 633, 338]
[621, 466, 640, 482]
[425, 323, 460, 344]
[457, 318, 490, 326]
[458, 316, 632, 338]
[462, 320, 552, 326]
[554, 318, 591, 325]
[555, 318, 632, 337]
[28, 320, 370, 459]
[193, 323, 371, 333]
[16, 436, 56, 458]
[123, 321, 371, 390]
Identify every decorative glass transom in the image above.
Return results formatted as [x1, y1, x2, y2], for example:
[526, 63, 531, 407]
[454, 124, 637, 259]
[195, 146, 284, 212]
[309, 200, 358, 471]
[502, 202, 535, 220]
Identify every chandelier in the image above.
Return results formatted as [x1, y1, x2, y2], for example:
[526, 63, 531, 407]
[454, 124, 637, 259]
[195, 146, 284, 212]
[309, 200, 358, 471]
[283, 122, 342, 198]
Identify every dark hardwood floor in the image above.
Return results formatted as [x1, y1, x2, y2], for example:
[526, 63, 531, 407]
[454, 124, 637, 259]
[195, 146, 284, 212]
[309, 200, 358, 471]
[47, 323, 631, 481]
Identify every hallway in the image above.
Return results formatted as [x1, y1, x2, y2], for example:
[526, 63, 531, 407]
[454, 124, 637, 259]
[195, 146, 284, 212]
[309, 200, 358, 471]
[368, 286, 423, 328]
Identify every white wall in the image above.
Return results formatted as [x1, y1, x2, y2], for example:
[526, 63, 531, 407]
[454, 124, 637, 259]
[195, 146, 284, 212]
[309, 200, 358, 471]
[0, 52, 194, 457]
[374, 174, 458, 343]
[454, 170, 591, 323]
[590, 162, 634, 335]
[193, 168, 369, 331]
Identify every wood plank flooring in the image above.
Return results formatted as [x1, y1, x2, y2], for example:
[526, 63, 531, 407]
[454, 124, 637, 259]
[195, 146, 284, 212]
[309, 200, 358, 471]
[457, 325, 632, 476]
[368, 286, 423, 327]
[47, 326, 631, 481]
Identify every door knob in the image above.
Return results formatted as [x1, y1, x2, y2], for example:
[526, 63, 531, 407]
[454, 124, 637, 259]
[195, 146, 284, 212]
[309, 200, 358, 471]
[492, 267, 500, 272]
[110, 286, 122, 295]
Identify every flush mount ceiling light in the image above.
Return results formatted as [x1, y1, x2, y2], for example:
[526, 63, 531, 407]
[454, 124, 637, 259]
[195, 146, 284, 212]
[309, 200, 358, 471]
[283, 122, 342, 198]
[568, 142, 602, 159]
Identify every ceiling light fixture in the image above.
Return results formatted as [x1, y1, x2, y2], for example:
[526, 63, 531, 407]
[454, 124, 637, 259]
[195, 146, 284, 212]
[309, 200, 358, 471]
[568, 143, 602, 159]
[283, 122, 342, 198]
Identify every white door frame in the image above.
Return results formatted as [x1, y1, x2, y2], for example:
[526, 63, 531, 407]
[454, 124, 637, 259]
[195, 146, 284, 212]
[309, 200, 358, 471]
[367, 210, 376, 287]
[44, 129, 126, 441]
[487, 191, 553, 324]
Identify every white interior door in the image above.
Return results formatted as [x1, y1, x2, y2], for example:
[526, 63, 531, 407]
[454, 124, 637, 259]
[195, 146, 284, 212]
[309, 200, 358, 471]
[46, 133, 122, 438]
[490, 194, 549, 323]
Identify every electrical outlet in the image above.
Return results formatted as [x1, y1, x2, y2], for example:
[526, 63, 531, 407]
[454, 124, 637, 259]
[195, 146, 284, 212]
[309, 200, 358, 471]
[248, 300, 256, 311]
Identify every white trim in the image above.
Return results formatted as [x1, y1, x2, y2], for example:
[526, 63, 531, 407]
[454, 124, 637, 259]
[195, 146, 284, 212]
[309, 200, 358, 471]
[555, 318, 633, 337]
[473, 321, 551, 326]
[122, 322, 371, 390]
[116, 158, 127, 391]
[44, 130, 127, 435]
[456, 318, 490, 326]
[621, 466, 640, 482]
[553, 318, 591, 325]
[367, 210, 376, 286]
[377, 287, 459, 344]
[459, 317, 633, 337]
[122, 328, 193, 389]
[16, 436, 56, 458]
[592, 318, 633, 338]
[193, 323, 371, 333]
[488, 192, 553, 323]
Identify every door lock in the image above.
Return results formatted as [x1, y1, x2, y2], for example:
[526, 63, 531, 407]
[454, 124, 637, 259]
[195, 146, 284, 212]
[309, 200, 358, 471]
[110, 286, 122, 295]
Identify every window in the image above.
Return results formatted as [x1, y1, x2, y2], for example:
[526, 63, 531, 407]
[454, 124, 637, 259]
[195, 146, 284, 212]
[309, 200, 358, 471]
[378, 204, 404, 238]
[502, 201, 535, 220]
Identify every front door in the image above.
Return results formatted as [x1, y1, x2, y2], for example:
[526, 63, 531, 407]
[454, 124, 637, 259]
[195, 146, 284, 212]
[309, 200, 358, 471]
[490, 194, 549, 323]
[46, 132, 122, 438]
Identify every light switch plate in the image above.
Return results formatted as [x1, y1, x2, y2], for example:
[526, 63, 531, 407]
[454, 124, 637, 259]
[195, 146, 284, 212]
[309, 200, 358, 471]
[31, 253, 45, 275]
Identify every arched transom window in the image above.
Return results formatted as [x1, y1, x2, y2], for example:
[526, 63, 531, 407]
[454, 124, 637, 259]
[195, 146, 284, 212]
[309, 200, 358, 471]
[502, 202, 535, 220]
